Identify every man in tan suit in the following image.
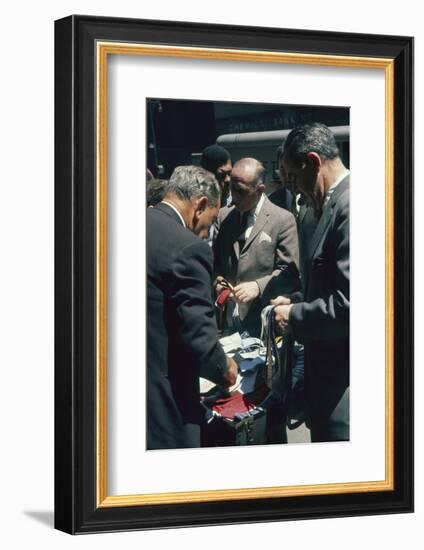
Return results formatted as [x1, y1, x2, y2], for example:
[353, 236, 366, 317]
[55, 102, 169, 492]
[213, 158, 300, 337]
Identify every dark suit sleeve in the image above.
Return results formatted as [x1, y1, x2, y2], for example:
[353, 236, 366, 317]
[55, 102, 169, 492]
[289, 199, 349, 342]
[169, 239, 228, 384]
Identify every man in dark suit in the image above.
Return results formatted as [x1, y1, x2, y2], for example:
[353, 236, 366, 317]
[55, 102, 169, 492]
[269, 185, 295, 213]
[213, 158, 300, 338]
[269, 145, 296, 214]
[147, 165, 238, 450]
[273, 123, 350, 442]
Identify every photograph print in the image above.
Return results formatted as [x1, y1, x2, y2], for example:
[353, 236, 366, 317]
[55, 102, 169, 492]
[146, 98, 350, 451]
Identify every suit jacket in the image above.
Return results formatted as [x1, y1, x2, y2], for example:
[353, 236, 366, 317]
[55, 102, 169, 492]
[147, 203, 227, 450]
[213, 195, 300, 336]
[297, 204, 319, 286]
[268, 187, 295, 212]
[289, 176, 350, 430]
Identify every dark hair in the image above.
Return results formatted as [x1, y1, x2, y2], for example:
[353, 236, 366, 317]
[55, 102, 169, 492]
[167, 165, 221, 208]
[276, 143, 284, 161]
[146, 178, 168, 207]
[283, 122, 339, 165]
[200, 144, 231, 174]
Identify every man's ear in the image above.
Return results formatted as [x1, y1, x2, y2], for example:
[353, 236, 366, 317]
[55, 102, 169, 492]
[257, 182, 266, 193]
[306, 152, 322, 174]
[194, 195, 208, 214]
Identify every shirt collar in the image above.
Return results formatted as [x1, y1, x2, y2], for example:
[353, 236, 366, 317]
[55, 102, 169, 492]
[251, 193, 265, 219]
[323, 169, 350, 206]
[161, 201, 186, 228]
[237, 193, 265, 223]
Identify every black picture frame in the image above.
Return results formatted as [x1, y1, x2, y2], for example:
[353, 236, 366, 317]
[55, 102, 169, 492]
[54, 15, 414, 534]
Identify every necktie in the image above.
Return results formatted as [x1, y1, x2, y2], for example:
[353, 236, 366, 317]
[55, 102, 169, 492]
[237, 211, 250, 252]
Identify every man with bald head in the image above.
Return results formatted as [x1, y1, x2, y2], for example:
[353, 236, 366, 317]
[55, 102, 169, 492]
[213, 158, 300, 337]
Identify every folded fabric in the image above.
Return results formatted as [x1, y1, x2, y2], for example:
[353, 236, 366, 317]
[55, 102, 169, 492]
[211, 391, 256, 419]
[210, 385, 269, 419]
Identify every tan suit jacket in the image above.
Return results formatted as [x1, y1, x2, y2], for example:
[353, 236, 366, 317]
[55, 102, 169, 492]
[213, 195, 300, 336]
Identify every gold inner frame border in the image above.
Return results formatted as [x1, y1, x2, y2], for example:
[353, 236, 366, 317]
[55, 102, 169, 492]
[96, 42, 395, 508]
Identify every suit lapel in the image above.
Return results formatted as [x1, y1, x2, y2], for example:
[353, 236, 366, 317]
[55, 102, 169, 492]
[307, 203, 334, 263]
[303, 176, 349, 294]
[307, 176, 350, 262]
[242, 195, 270, 252]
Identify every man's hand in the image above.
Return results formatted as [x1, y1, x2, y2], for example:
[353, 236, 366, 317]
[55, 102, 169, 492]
[215, 276, 234, 298]
[270, 295, 291, 306]
[233, 281, 260, 304]
[215, 282, 224, 296]
[221, 356, 239, 388]
[274, 304, 293, 334]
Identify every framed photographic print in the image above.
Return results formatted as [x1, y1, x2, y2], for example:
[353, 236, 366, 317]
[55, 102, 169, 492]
[54, 15, 413, 534]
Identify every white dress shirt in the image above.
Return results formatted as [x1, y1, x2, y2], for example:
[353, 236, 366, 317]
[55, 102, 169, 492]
[323, 170, 350, 208]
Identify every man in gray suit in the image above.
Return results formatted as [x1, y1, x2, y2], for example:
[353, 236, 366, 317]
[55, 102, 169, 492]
[273, 123, 350, 442]
[213, 158, 300, 338]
